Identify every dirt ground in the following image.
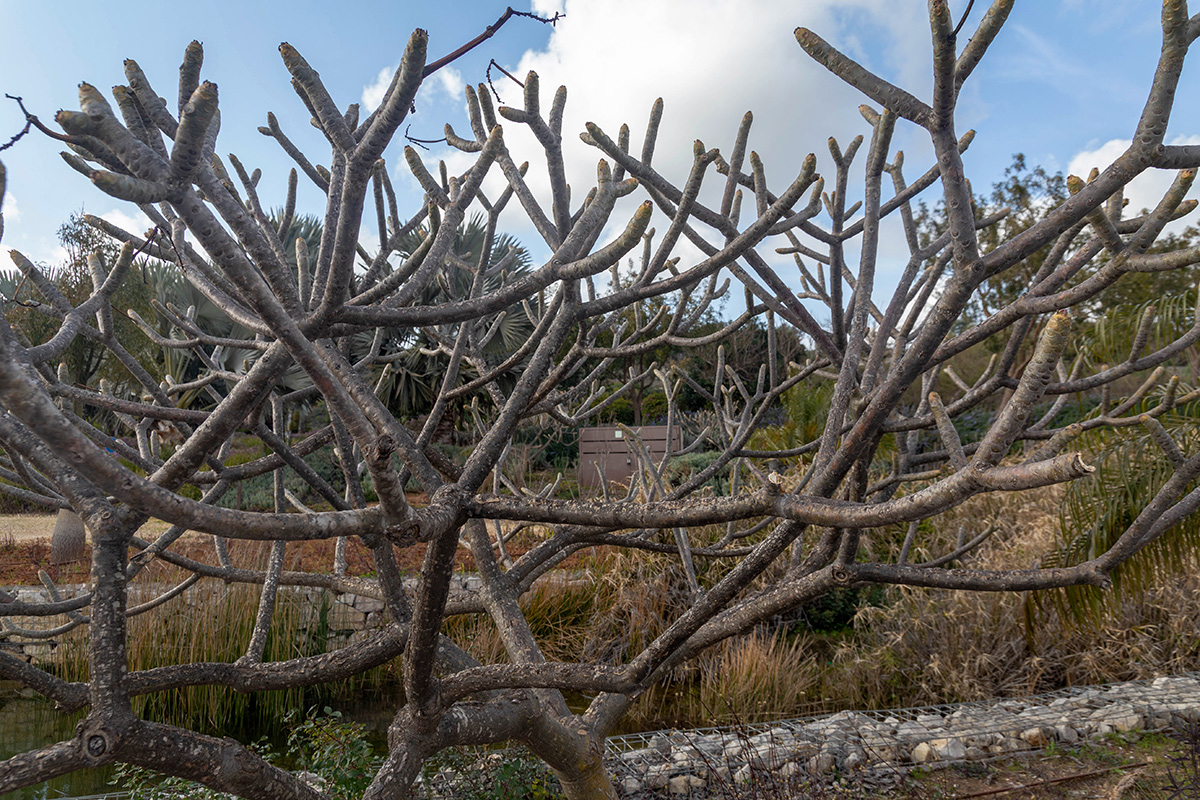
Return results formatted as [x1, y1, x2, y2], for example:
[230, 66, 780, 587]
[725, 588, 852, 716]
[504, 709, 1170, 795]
[0, 514, 173, 544]
[0, 512, 576, 586]
[888, 730, 1188, 799]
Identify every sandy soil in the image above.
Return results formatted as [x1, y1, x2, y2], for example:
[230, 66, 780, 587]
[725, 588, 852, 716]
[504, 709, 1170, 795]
[0, 514, 173, 544]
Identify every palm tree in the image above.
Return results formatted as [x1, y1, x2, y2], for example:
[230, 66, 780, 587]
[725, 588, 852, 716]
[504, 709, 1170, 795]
[381, 213, 534, 420]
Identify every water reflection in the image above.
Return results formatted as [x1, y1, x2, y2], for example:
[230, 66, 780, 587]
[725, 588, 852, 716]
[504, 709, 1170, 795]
[0, 683, 403, 799]
[0, 683, 109, 799]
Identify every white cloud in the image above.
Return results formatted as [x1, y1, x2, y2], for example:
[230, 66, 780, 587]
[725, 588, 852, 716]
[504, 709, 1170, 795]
[531, 0, 564, 18]
[420, 0, 934, 300]
[362, 66, 395, 113]
[1068, 135, 1200, 233]
[435, 67, 465, 103]
[503, 0, 928, 194]
[45, 243, 70, 267]
[1, 191, 18, 223]
[364, 64, 464, 116]
[100, 208, 155, 238]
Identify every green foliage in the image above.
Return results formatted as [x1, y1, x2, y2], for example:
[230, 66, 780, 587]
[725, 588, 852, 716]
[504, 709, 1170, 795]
[113, 760, 239, 799]
[790, 586, 885, 634]
[748, 373, 833, 458]
[111, 707, 373, 800]
[599, 395, 636, 425]
[218, 444, 346, 510]
[513, 423, 578, 471]
[421, 745, 558, 800]
[0, 213, 158, 407]
[1090, 224, 1200, 313]
[1082, 287, 1197, 368]
[284, 707, 375, 800]
[384, 213, 535, 419]
[1033, 399, 1200, 625]
[641, 391, 670, 423]
[917, 155, 1071, 325]
[664, 451, 732, 492]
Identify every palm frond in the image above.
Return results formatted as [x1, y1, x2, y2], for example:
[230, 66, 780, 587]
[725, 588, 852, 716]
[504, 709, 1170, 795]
[1030, 409, 1200, 627]
[1082, 288, 1196, 366]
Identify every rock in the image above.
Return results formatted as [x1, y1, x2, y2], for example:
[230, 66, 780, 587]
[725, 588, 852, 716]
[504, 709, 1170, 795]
[844, 748, 865, 770]
[965, 746, 987, 760]
[930, 737, 967, 760]
[808, 753, 835, 774]
[619, 776, 641, 794]
[50, 509, 86, 564]
[667, 775, 692, 795]
[752, 743, 787, 769]
[646, 766, 671, 790]
[1105, 709, 1143, 733]
[911, 742, 937, 763]
[988, 737, 1026, 755]
[1055, 724, 1079, 744]
[1020, 727, 1049, 747]
[896, 721, 929, 740]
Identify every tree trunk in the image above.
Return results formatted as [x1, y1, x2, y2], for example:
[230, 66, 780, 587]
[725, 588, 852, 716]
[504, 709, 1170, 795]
[554, 756, 620, 800]
[49, 509, 86, 564]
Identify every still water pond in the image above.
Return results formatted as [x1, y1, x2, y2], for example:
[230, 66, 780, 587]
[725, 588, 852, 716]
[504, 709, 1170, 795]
[0, 683, 399, 799]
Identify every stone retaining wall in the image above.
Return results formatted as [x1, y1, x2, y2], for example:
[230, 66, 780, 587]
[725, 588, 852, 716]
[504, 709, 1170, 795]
[604, 673, 1200, 796]
[0, 583, 394, 664]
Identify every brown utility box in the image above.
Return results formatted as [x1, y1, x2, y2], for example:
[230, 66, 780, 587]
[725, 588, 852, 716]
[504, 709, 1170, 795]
[578, 425, 681, 490]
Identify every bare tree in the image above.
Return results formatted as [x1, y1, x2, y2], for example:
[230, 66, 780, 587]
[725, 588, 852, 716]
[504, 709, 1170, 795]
[4, 3, 1200, 799]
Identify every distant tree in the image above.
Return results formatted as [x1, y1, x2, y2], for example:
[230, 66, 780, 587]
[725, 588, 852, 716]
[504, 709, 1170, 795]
[916, 154, 1074, 329]
[389, 213, 534, 421]
[2, 212, 156, 398]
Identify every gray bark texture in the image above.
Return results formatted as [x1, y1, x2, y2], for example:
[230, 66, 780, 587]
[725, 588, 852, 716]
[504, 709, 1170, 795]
[3, 4, 1200, 798]
[49, 509, 86, 564]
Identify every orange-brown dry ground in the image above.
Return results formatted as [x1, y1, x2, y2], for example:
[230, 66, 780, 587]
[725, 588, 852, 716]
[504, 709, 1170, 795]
[0, 532, 431, 587]
[887, 731, 1181, 799]
[0, 510, 593, 586]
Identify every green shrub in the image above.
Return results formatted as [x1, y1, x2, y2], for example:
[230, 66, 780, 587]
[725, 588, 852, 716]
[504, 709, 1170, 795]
[422, 745, 558, 800]
[111, 707, 374, 800]
[641, 391, 669, 423]
[664, 451, 730, 492]
[599, 396, 635, 425]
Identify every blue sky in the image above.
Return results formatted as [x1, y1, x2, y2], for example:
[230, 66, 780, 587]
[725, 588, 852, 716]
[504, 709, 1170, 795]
[1, 0, 1196, 295]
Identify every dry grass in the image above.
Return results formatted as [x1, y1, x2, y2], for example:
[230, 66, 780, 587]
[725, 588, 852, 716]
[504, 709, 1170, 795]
[53, 581, 401, 734]
[450, 481, 1200, 728]
[25, 478, 1200, 735]
[829, 483, 1200, 710]
[673, 632, 822, 726]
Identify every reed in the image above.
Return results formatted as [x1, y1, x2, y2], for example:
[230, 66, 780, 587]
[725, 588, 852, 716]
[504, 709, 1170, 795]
[47, 482, 1200, 739]
[54, 581, 401, 735]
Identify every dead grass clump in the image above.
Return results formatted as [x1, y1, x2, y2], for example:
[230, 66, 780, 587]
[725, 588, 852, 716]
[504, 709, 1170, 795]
[677, 632, 822, 726]
[829, 483, 1200, 709]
